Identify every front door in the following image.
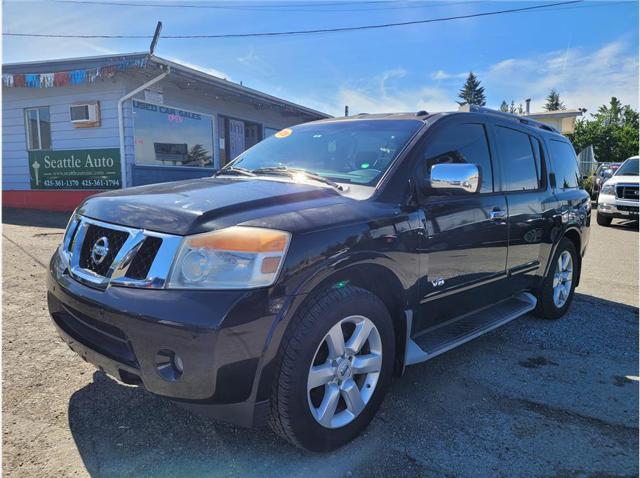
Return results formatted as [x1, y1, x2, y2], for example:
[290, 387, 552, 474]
[228, 119, 246, 161]
[413, 118, 509, 332]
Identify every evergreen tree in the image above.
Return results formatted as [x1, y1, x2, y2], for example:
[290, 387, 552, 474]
[185, 144, 212, 167]
[457, 72, 486, 106]
[499, 100, 509, 112]
[509, 101, 517, 114]
[544, 89, 565, 111]
[596, 97, 624, 125]
[517, 103, 524, 115]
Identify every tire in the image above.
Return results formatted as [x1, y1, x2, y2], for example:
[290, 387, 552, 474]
[269, 285, 395, 452]
[533, 237, 578, 320]
[597, 213, 612, 226]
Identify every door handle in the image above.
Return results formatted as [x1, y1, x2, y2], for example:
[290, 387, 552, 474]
[489, 208, 507, 220]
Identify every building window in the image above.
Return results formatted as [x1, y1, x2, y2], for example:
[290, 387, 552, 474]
[24, 107, 51, 150]
[132, 100, 214, 168]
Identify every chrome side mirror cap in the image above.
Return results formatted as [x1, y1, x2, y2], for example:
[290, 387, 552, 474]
[430, 163, 481, 194]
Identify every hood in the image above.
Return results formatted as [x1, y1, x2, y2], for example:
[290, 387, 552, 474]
[605, 175, 639, 185]
[78, 177, 349, 235]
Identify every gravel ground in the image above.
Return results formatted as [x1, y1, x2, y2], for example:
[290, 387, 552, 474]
[2, 208, 638, 478]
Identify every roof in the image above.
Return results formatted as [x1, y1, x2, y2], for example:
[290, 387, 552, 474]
[526, 109, 584, 119]
[3, 52, 330, 120]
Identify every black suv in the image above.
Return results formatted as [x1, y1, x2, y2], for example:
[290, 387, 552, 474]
[48, 106, 590, 451]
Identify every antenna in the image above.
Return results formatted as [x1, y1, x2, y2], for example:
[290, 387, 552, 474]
[149, 21, 163, 55]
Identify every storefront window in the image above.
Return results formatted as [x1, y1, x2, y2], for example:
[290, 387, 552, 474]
[133, 100, 214, 168]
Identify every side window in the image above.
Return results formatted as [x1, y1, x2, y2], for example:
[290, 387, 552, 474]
[422, 123, 494, 193]
[548, 140, 580, 189]
[24, 107, 51, 150]
[494, 126, 539, 191]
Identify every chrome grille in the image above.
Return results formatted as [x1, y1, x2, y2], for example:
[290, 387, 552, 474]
[616, 184, 639, 200]
[79, 224, 129, 276]
[61, 216, 182, 289]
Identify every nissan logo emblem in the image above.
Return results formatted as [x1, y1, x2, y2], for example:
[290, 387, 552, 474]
[91, 236, 110, 265]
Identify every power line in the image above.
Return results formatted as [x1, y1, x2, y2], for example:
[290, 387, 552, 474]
[50, 0, 486, 13]
[3, 0, 584, 39]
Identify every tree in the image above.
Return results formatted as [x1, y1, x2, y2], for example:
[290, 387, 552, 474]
[499, 100, 509, 112]
[457, 72, 486, 106]
[509, 101, 517, 114]
[544, 89, 566, 111]
[517, 103, 524, 115]
[568, 97, 639, 163]
[184, 144, 212, 167]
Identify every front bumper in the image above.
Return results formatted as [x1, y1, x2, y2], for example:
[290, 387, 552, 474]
[47, 250, 282, 427]
[597, 194, 639, 219]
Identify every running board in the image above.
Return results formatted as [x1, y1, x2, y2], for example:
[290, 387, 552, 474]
[405, 292, 537, 366]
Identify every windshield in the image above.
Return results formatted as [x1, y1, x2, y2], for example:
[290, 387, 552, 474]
[615, 157, 639, 176]
[225, 119, 422, 186]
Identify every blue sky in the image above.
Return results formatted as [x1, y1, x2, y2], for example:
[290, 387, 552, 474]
[3, 0, 639, 116]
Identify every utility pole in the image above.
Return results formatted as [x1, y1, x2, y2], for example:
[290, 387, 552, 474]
[149, 21, 163, 55]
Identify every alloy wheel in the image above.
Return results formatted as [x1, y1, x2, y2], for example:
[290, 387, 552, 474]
[552, 250, 573, 308]
[307, 315, 382, 429]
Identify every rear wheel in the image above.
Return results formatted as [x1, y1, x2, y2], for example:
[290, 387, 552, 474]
[534, 238, 578, 319]
[597, 213, 612, 226]
[269, 286, 394, 451]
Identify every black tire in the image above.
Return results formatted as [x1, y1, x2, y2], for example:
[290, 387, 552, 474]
[597, 213, 612, 227]
[533, 237, 578, 320]
[268, 285, 395, 452]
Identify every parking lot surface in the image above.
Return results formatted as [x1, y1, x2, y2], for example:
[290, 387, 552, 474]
[3, 208, 638, 478]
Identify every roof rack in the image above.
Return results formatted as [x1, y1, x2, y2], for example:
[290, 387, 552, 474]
[458, 104, 559, 133]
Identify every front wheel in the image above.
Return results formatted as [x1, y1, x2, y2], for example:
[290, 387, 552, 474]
[269, 286, 395, 451]
[533, 237, 578, 319]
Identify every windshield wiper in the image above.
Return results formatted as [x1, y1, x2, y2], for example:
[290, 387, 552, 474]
[214, 166, 256, 177]
[251, 166, 346, 191]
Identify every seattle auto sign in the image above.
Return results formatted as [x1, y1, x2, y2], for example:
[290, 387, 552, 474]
[28, 148, 122, 190]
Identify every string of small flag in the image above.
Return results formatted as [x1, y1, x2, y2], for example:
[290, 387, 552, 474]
[2, 57, 148, 88]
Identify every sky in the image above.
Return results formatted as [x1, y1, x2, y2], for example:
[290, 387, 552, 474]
[3, 0, 639, 117]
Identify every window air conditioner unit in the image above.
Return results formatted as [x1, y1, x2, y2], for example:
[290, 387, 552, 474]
[70, 103, 99, 123]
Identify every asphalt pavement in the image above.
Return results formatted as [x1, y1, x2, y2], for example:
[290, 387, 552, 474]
[2, 208, 638, 478]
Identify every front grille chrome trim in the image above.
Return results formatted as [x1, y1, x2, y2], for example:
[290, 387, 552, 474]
[63, 216, 183, 290]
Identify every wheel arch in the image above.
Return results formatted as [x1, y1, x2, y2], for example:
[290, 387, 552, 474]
[296, 263, 409, 376]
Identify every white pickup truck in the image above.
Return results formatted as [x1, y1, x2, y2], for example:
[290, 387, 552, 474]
[596, 156, 639, 226]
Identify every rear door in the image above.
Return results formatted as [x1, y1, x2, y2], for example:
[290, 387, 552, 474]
[414, 116, 509, 331]
[489, 122, 554, 291]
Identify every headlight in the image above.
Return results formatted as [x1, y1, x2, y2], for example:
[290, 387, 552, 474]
[167, 226, 291, 289]
[601, 183, 616, 195]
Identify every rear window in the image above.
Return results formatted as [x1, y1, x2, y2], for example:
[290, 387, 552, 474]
[548, 140, 580, 189]
[494, 126, 539, 191]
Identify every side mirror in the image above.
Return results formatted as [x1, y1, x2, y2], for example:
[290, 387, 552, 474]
[430, 163, 481, 194]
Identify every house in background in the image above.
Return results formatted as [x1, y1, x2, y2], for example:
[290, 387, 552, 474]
[2, 53, 329, 211]
[525, 109, 584, 135]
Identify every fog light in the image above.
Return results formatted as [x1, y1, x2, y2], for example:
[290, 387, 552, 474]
[155, 349, 184, 382]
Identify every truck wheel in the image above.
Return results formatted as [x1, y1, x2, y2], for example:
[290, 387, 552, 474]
[596, 213, 612, 226]
[269, 285, 395, 451]
[533, 238, 578, 320]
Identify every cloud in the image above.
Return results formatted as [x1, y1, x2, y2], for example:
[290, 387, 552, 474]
[304, 69, 458, 116]
[482, 40, 639, 113]
[431, 69, 468, 81]
[236, 48, 274, 78]
[301, 39, 638, 118]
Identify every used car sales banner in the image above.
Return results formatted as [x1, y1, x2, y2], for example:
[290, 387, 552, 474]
[28, 148, 121, 190]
